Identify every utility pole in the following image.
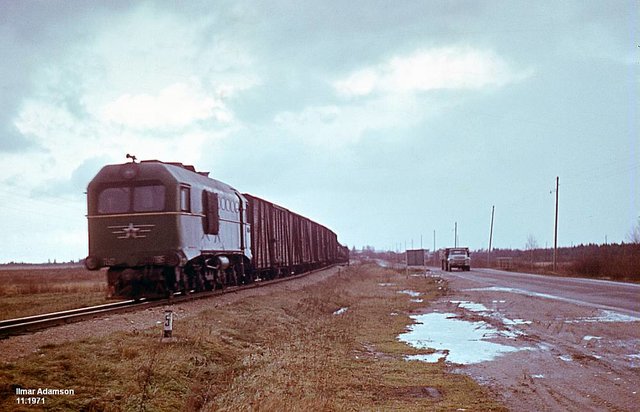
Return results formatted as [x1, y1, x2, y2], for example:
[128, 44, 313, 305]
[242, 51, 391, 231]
[553, 176, 559, 272]
[488, 205, 495, 267]
[433, 230, 436, 265]
[454, 222, 458, 247]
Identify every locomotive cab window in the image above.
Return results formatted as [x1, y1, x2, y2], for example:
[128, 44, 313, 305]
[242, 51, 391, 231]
[97, 184, 165, 214]
[98, 187, 130, 214]
[133, 185, 165, 212]
[202, 191, 220, 235]
[180, 186, 191, 213]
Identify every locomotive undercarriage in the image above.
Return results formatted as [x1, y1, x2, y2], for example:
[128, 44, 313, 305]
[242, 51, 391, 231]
[106, 254, 253, 300]
[106, 257, 332, 300]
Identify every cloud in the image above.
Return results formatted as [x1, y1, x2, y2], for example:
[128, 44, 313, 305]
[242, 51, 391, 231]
[100, 81, 232, 129]
[31, 156, 110, 199]
[273, 92, 441, 147]
[0, 123, 36, 152]
[334, 46, 532, 97]
[273, 45, 532, 147]
[5, 3, 259, 191]
[277, 45, 531, 147]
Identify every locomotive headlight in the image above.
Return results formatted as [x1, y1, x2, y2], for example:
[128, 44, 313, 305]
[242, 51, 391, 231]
[120, 163, 138, 180]
[84, 255, 100, 271]
[166, 252, 185, 267]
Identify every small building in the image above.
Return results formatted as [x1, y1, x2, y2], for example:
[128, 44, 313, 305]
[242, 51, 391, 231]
[406, 249, 429, 266]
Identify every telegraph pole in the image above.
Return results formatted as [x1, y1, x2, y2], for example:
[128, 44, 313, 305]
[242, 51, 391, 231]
[454, 222, 458, 247]
[553, 176, 559, 272]
[433, 230, 436, 265]
[488, 205, 495, 267]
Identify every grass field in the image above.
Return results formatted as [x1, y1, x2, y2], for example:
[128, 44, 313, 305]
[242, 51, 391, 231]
[0, 266, 111, 320]
[0, 263, 506, 411]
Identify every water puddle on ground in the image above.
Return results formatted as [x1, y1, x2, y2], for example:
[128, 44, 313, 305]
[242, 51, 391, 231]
[451, 300, 489, 313]
[558, 354, 573, 362]
[399, 312, 525, 365]
[399, 290, 421, 297]
[450, 300, 532, 331]
[333, 307, 348, 315]
[565, 310, 640, 323]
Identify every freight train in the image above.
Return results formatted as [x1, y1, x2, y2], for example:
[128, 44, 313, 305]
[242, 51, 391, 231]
[84, 157, 349, 299]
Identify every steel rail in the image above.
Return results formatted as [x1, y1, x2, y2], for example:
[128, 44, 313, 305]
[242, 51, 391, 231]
[0, 264, 342, 338]
[0, 300, 138, 327]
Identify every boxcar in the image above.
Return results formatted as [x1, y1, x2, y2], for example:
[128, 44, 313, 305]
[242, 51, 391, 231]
[244, 194, 341, 279]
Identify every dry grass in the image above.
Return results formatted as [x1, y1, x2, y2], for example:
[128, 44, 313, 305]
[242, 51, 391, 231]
[0, 266, 110, 320]
[0, 263, 506, 411]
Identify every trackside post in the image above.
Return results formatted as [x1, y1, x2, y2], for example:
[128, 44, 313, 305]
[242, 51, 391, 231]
[162, 309, 174, 341]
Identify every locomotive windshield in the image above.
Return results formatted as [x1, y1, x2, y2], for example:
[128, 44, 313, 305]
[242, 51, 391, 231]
[98, 184, 166, 214]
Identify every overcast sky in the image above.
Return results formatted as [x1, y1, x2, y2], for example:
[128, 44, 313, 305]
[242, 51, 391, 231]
[0, 0, 638, 263]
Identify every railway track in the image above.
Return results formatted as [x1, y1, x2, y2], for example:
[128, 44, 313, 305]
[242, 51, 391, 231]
[0, 264, 342, 339]
[0, 300, 145, 338]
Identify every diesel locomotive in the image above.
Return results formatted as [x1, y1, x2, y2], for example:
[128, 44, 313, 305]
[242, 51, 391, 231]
[84, 157, 348, 299]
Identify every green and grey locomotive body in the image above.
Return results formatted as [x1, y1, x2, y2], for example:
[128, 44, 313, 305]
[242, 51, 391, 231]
[85, 160, 251, 298]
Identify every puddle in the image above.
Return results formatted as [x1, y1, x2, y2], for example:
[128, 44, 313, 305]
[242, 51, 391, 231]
[451, 300, 489, 313]
[398, 313, 524, 365]
[450, 299, 532, 330]
[411, 298, 424, 303]
[558, 354, 573, 362]
[333, 307, 348, 315]
[566, 310, 640, 324]
[399, 290, 421, 297]
[378, 283, 396, 287]
[583, 335, 602, 341]
[465, 286, 570, 303]
[503, 318, 532, 325]
[466, 286, 640, 315]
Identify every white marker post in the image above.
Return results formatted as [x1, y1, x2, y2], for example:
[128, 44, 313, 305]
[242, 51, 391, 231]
[162, 309, 174, 342]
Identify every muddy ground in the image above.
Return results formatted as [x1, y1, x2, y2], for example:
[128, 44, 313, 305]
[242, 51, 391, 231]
[432, 268, 639, 411]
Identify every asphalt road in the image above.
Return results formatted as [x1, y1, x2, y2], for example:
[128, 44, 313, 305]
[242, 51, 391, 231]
[439, 267, 640, 316]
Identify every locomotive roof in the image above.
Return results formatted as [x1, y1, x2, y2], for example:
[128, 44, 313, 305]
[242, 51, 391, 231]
[89, 160, 240, 195]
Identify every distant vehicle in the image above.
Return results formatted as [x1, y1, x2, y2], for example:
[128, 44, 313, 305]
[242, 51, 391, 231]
[406, 249, 429, 266]
[440, 247, 471, 271]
